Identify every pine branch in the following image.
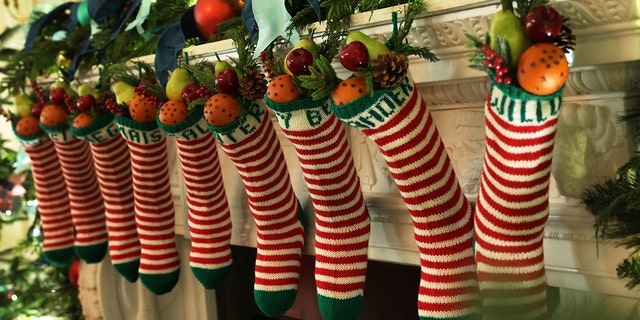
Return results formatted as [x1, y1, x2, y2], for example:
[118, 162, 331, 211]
[183, 61, 217, 93]
[297, 55, 342, 100]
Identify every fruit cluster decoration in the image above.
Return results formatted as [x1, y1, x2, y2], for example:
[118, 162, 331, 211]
[466, 0, 575, 95]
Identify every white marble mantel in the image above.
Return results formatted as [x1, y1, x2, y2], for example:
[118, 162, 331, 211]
[79, 1, 640, 319]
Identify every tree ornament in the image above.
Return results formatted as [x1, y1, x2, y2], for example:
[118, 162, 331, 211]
[77, 0, 90, 26]
[56, 50, 72, 70]
[193, 0, 244, 40]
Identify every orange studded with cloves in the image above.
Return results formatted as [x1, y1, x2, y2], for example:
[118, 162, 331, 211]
[158, 100, 189, 125]
[517, 43, 569, 96]
[204, 93, 241, 127]
[332, 77, 369, 106]
[266, 74, 300, 103]
[128, 94, 158, 123]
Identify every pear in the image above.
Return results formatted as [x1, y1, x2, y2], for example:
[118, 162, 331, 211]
[51, 79, 77, 98]
[346, 31, 390, 63]
[489, 2, 532, 69]
[284, 38, 319, 76]
[166, 67, 195, 102]
[214, 60, 243, 81]
[111, 81, 136, 105]
[13, 94, 34, 117]
[77, 83, 99, 99]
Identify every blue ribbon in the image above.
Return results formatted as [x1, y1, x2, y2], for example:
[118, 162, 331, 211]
[154, 21, 185, 87]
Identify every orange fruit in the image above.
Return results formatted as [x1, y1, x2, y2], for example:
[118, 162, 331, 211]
[158, 100, 189, 125]
[72, 112, 94, 129]
[204, 93, 241, 126]
[39, 104, 68, 126]
[128, 94, 158, 123]
[15, 115, 41, 136]
[332, 77, 369, 106]
[517, 43, 569, 96]
[266, 74, 300, 103]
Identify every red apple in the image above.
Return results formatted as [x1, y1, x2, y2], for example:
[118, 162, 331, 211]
[31, 102, 45, 118]
[524, 6, 563, 43]
[285, 48, 314, 76]
[339, 41, 370, 72]
[49, 87, 67, 105]
[181, 82, 201, 101]
[76, 94, 96, 112]
[215, 68, 240, 94]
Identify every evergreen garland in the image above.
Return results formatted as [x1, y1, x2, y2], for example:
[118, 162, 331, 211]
[583, 108, 640, 290]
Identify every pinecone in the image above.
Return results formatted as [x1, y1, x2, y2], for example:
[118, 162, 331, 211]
[371, 51, 408, 88]
[553, 17, 576, 53]
[239, 68, 268, 101]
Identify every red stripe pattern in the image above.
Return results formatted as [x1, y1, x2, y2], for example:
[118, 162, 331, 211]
[474, 84, 562, 319]
[272, 100, 370, 320]
[23, 138, 75, 267]
[87, 127, 140, 281]
[173, 118, 232, 289]
[332, 77, 481, 319]
[122, 129, 180, 295]
[51, 133, 108, 263]
[215, 103, 304, 316]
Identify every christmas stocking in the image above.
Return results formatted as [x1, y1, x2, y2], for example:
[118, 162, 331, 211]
[72, 114, 141, 282]
[474, 81, 563, 319]
[115, 116, 180, 295]
[40, 124, 108, 264]
[158, 107, 233, 290]
[13, 127, 74, 268]
[331, 76, 482, 320]
[208, 102, 305, 316]
[265, 96, 370, 320]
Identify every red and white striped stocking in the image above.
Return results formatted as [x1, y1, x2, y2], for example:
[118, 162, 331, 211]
[116, 117, 180, 295]
[331, 76, 482, 320]
[159, 111, 232, 290]
[72, 115, 140, 282]
[15, 131, 74, 268]
[474, 82, 563, 319]
[266, 97, 370, 320]
[41, 126, 108, 264]
[210, 102, 304, 317]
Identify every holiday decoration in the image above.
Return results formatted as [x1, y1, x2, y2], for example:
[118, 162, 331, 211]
[157, 62, 234, 290]
[193, 0, 245, 40]
[185, 22, 304, 315]
[31, 80, 109, 265]
[583, 111, 640, 289]
[69, 82, 141, 282]
[466, 0, 575, 318]
[329, 5, 482, 320]
[11, 120, 75, 268]
[108, 62, 181, 295]
[262, 25, 372, 318]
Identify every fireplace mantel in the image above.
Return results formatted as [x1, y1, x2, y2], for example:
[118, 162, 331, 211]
[78, 1, 640, 319]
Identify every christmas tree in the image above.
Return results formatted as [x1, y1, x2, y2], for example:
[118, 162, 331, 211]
[583, 107, 640, 289]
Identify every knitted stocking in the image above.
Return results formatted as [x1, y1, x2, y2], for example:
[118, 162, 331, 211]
[13, 129, 74, 268]
[266, 97, 370, 320]
[158, 108, 232, 290]
[331, 76, 481, 320]
[72, 114, 140, 282]
[474, 81, 563, 319]
[116, 116, 180, 295]
[40, 125, 108, 264]
[208, 102, 304, 316]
